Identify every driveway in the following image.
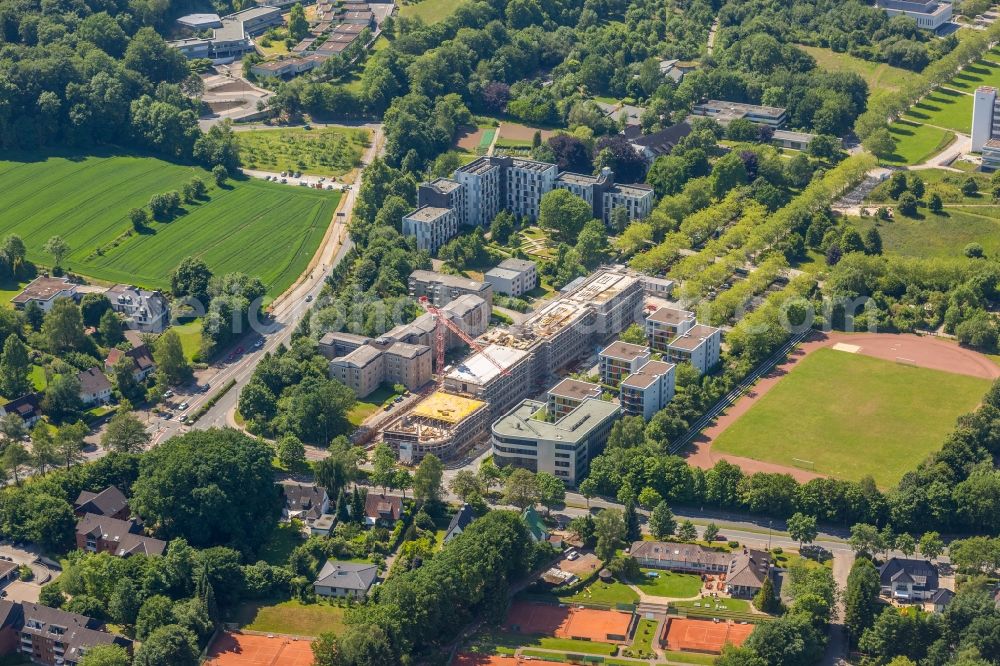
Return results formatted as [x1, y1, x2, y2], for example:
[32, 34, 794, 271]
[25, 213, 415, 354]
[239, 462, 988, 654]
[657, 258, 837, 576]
[0, 542, 60, 603]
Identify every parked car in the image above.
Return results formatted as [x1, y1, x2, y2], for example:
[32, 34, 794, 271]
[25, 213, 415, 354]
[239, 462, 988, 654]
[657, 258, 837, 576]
[178, 402, 189, 411]
[164, 389, 174, 398]
[394, 395, 404, 403]
[253, 338, 264, 349]
[305, 294, 313, 302]
[179, 415, 188, 423]
[200, 384, 210, 393]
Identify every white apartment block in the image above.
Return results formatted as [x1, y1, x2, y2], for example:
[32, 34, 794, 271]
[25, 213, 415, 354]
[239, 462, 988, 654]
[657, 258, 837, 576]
[984, 140, 1000, 170]
[505, 159, 557, 220]
[402, 206, 458, 254]
[666, 324, 722, 375]
[485, 258, 537, 297]
[646, 307, 696, 352]
[603, 183, 654, 224]
[417, 178, 467, 227]
[454, 157, 504, 227]
[546, 378, 603, 420]
[599, 340, 651, 386]
[972, 86, 1000, 153]
[620, 360, 676, 420]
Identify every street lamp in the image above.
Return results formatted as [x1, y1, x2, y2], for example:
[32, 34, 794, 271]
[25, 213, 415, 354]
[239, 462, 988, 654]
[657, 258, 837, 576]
[767, 520, 773, 551]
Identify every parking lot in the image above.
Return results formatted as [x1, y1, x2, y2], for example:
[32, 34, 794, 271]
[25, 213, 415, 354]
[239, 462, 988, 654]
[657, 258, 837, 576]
[0, 543, 59, 604]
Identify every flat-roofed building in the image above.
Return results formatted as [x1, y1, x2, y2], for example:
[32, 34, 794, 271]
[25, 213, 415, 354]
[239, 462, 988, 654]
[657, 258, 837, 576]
[877, 0, 953, 29]
[409, 270, 493, 308]
[772, 129, 817, 151]
[11, 277, 77, 312]
[454, 156, 505, 227]
[485, 258, 537, 297]
[383, 391, 489, 463]
[444, 344, 532, 418]
[318, 331, 371, 359]
[642, 276, 675, 298]
[402, 206, 458, 253]
[554, 168, 653, 227]
[666, 324, 722, 374]
[505, 158, 557, 221]
[385, 294, 489, 349]
[177, 13, 223, 28]
[491, 398, 620, 484]
[546, 378, 602, 420]
[692, 100, 787, 128]
[599, 341, 650, 386]
[646, 307, 696, 351]
[984, 139, 1000, 170]
[621, 360, 675, 419]
[418, 178, 467, 226]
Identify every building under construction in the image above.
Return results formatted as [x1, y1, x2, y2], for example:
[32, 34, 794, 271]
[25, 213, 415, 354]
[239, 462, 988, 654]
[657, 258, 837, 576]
[443, 344, 533, 419]
[479, 266, 644, 385]
[382, 391, 489, 464]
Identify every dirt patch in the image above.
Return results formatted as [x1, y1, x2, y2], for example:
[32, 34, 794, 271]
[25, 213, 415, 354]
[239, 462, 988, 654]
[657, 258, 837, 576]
[557, 552, 601, 576]
[455, 125, 486, 151]
[683, 331, 1000, 481]
[499, 122, 555, 142]
[209, 80, 260, 94]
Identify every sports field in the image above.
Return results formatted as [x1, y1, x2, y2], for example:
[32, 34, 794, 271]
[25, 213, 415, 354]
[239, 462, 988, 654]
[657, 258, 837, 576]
[0, 152, 340, 297]
[712, 348, 992, 487]
[663, 618, 754, 654]
[237, 126, 370, 177]
[505, 601, 633, 644]
[205, 632, 314, 666]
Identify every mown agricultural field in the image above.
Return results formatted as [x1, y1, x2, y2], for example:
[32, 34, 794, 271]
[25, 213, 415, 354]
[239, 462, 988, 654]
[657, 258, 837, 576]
[237, 126, 370, 178]
[0, 151, 340, 297]
[713, 348, 992, 487]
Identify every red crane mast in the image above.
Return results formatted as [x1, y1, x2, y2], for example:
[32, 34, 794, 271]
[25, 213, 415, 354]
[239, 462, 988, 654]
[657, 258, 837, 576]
[417, 296, 512, 381]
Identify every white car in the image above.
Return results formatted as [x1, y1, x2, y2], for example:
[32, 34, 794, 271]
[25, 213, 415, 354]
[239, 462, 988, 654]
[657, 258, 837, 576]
[178, 402, 189, 411]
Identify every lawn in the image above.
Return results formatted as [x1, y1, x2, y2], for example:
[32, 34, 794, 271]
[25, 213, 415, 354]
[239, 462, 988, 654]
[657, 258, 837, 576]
[236, 600, 346, 637]
[902, 87, 974, 134]
[866, 168, 992, 205]
[797, 45, 921, 92]
[632, 570, 702, 599]
[28, 365, 46, 392]
[713, 348, 992, 487]
[630, 618, 658, 656]
[258, 521, 306, 566]
[560, 579, 639, 606]
[945, 57, 1000, 92]
[672, 597, 752, 613]
[883, 120, 955, 166]
[0, 279, 26, 308]
[850, 208, 1000, 259]
[173, 319, 203, 362]
[398, 0, 466, 23]
[347, 383, 403, 426]
[473, 631, 618, 656]
[0, 151, 341, 297]
[237, 126, 371, 178]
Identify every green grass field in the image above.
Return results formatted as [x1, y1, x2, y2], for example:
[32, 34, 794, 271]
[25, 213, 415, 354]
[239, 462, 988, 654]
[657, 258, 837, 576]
[237, 600, 346, 636]
[257, 522, 306, 566]
[945, 57, 1000, 91]
[866, 168, 992, 205]
[0, 151, 341, 297]
[398, 0, 465, 23]
[883, 120, 955, 166]
[903, 87, 974, 134]
[797, 45, 921, 92]
[473, 632, 618, 656]
[237, 126, 370, 178]
[633, 570, 702, 599]
[850, 207, 1000, 259]
[713, 348, 992, 486]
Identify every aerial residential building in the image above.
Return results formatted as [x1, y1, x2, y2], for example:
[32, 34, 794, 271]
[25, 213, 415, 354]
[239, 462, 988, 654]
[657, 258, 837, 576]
[692, 100, 788, 128]
[491, 397, 620, 484]
[444, 503, 476, 543]
[328, 339, 432, 398]
[505, 158, 558, 220]
[972, 86, 1000, 153]
[444, 344, 533, 419]
[18, 603, 132, 666]
[485, 258, 537, 297]
[983, 140, 1000, 170]
[382, 391, 489, 463]
[11, 277, 76, 312]
[553, 168, 653, 227]
[599, 341, 651, 387]
[105, 285, 170, 333]
[408, 270, 493, 308]
[383, 294, 490, 350]
[454, 157, 505, 227]
[876, 0, 953, 30]
[401, 206, 459, 254]
[771, 129, 818, 151]
[725, 549, 773, 599]
[666, 324, 722, 374]
[313, 561, 378, 599]
[546, 378, 602, 420]
[620, 360, 676, 419]
[363, 492, 402, 526]
[75, 515, 166, 558]
[104, 345, 156, 382]
[879, 558, 940, 601]
[645, 307, 696, 351]
[0, 394, 42, 427]
[628, 122, 693, 163]
[76, 368, 112, 406]
[418, 178, 467, 226]
[73, 487, 129, 520]
[280, 482, 330, 526]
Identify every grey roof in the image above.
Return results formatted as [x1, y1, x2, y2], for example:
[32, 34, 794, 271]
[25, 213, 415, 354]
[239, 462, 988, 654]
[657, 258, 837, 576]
[443, 294, 487, 318]
[600, 340, 649, 362]
[630, 541, 729, 568]
[20, 603, 131, 661]
[11, 276, 75, 305]
[492, 398, 620, 446]
[727, 549, 771, 589]
[621, 360, 674, 389]
[76, 514, 167, 557]
[647, 307, 695, 326]
[77, 367, 112, 396]
[497, 258, 536, 273]
[446, 503, 475, 537]
[0, 393, 42, 421]
[878, 0, 945, 12]
[405, 206, 452, 222]
[315, 560, 378, 591]
[281, 482, 328, 520]
[929, 588, 954, 605]
[74, 486, 128, 517]
[335, 345, 382, 368]
[410, 270, 489, 293]
[879, 558, 939, 591]
[630, 122, 693, 158]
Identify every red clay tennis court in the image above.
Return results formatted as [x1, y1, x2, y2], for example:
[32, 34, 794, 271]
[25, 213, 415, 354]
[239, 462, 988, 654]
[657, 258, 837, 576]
[505, 601, 633, 643]
[453, 654, 564, 666]
[205, 631, 314, 666]
[662, 617, 755, 654]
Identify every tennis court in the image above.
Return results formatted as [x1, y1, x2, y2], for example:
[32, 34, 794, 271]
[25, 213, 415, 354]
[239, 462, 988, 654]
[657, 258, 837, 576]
[662, 617, 754, 654]
[505, 601, 634, 644]
[205, 631, 315, 666]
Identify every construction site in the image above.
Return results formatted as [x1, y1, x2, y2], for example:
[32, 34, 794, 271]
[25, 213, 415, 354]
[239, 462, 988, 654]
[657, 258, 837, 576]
[382, 391, 489, 464]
